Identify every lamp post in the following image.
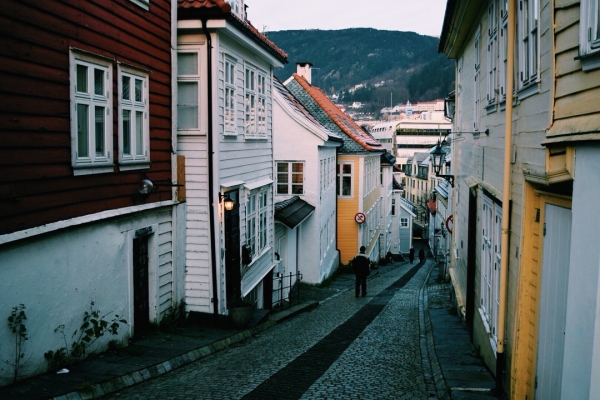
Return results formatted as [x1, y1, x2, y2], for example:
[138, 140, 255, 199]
[431, 141, 454, 187]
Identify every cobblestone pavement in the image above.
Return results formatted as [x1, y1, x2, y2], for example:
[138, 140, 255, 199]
[106, 260, 434, 400]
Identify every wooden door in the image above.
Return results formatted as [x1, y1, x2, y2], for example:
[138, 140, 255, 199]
[535, 204, 572, 400]
[133, 235, 150, 337]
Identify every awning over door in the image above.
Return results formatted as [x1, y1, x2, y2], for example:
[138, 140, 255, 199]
[274, 196, 315, 229]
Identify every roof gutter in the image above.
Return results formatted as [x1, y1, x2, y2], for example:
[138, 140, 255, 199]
[201, 17, 220, 320]
[496, 0, 516, 394]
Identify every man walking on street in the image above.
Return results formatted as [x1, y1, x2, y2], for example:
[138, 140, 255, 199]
[353, 246, 370, 297]
[419, 248, 425, 263]
[409, 246, 415, 264]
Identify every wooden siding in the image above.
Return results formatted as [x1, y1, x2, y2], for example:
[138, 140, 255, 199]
[552, 1, 600, 131]
[337, 156, 360, 264]
[177, 136, 212, 313]
[0, 0, 173, 235]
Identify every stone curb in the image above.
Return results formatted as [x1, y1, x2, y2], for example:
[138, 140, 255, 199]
[419, 263, 451, 400]
[50, 319, 280, 400]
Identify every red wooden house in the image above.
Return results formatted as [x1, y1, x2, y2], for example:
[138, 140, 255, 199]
[0, 0, 182, 382]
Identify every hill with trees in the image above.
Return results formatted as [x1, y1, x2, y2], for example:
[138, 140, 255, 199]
[267, 28, 454, 110]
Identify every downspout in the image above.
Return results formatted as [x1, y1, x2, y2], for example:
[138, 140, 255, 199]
[496, 0, 516, 392]
[201, 18, 219, 319]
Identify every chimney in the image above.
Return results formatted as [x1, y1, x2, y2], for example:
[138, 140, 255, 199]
[296, 62, 313, 84]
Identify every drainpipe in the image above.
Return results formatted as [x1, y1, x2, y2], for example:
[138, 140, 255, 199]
[201, 18, 219, 320]
[496, 0, 516, 393]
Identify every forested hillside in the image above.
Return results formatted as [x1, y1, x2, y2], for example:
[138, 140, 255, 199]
[267, 29, 454, 108]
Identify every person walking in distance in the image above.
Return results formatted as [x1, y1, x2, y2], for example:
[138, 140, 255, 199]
[419, 248, 425, 263]
[353, 246, 370, 297]
[409, 246, 415, 264]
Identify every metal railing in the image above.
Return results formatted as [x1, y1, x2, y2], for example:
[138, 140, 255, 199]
[272, 271, 302, 310]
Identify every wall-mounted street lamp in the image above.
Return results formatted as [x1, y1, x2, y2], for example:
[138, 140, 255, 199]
[431, 141, 454, 187]
[138, 179, 154, 195]
[219, 192, 235, 211]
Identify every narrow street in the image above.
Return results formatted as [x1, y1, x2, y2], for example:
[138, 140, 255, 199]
[108, 260, 434, 400]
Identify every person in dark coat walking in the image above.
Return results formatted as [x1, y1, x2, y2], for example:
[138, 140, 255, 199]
[353, 246, 370, 297]
[419, 248, 425, 263]
[409, 247, 415, 263]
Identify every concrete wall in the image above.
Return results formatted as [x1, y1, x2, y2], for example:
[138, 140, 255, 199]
[0, 207, 176, 384]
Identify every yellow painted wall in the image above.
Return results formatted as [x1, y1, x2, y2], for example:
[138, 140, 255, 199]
[510, 184, 571, 399]
[337, 155, 360, 264]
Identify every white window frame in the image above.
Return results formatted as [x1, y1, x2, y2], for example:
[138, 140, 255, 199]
[499, 0, 509, 101]
[579, 0, 600, 71]
[70, 50, 114, 175]
[276, 161, 304, 195]
[400, 217, 409, 228]
[224, 57, 236, 135]
[246, 187, 269, 258]
[118, 64, 150, 170]
[474, 25, 481, 130]
[337, 162, 354, 198]
[244, 65, 268, 139]
[517, 0, 540, 92]
[177, 50, 202, 134]
[480, 195, 502, 348]
[487, 0, 498, 106]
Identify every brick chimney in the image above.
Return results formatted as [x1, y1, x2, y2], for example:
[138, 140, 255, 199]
[296, 62, 313, 84]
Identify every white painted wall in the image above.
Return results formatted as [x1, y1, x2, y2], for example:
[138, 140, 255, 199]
[561, 145, 600, 400]
[273, 93, 339, 284]
[0, 208, 175, 384]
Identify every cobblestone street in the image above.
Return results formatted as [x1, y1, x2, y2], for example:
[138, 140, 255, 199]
[107, 260, 434, 400]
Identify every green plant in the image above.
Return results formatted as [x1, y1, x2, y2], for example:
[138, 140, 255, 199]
[159, 302, 185, 333]
[44, 301, 126, 371]
[2, 304, 28, 383]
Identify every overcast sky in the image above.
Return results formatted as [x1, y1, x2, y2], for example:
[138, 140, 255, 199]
[244, 0, 448, 38]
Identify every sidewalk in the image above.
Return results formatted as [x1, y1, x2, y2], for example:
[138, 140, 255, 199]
[424, 262, 500, 399]
[0, 256, 497, 400]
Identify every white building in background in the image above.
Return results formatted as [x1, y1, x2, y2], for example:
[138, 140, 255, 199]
[272, 78, 343, 285]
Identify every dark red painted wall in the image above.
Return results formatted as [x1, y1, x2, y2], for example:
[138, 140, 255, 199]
[0, 0, 173, 235]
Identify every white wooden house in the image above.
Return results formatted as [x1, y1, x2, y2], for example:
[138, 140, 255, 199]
[272, 78, 343, 285]
[177, 0, 287, 316]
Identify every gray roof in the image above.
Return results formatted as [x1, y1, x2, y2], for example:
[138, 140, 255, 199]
[381, 151, 396, 166]
[273, 78, 343, 143]
[414, 152, 430, 165]
[434, 180, 450, 199]
[399, 197, 417, 215]
[285, 79, 371, 154]
[274, 196, 315, 229]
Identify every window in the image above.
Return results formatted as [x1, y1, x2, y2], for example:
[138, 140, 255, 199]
[474, 25, 481, 130]
[400, 217, 409, 228]
[245, 66, 267, 138]
[499, 0, 509, 100]
[518, 0, 540, 89]
[177, 51, 200, 131]
[225, 58, 236, 134]
[70, 50, 113, 175]
[487, 0, 498, 105]
[579, 0, 600, 70]
[276, 161, 304, 195]
[336, 163, 353, 197]
[480, 196, 502, 347]
[119, 65, 149, 169]
[246, 188, 269, 257]
[129, 0, 149, 11]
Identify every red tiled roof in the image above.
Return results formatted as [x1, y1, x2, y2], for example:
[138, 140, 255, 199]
[177, 0, 287, 62]
[178, 0, 230, 12]
[292, 74, 384, 152]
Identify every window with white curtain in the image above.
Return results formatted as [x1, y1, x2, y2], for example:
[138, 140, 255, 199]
[224, 58, 236, 134]
[246, 187, 269, 257]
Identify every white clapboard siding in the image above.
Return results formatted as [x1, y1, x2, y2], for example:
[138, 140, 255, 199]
[177, 135, 212, 312]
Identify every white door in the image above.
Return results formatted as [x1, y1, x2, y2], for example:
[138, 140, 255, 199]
[536, 204, 572, 400]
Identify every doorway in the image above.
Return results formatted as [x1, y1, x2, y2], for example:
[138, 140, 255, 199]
[535, 204, 572, 400]
[133, 234, 150, 337]
[224, 190, 241, 308]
